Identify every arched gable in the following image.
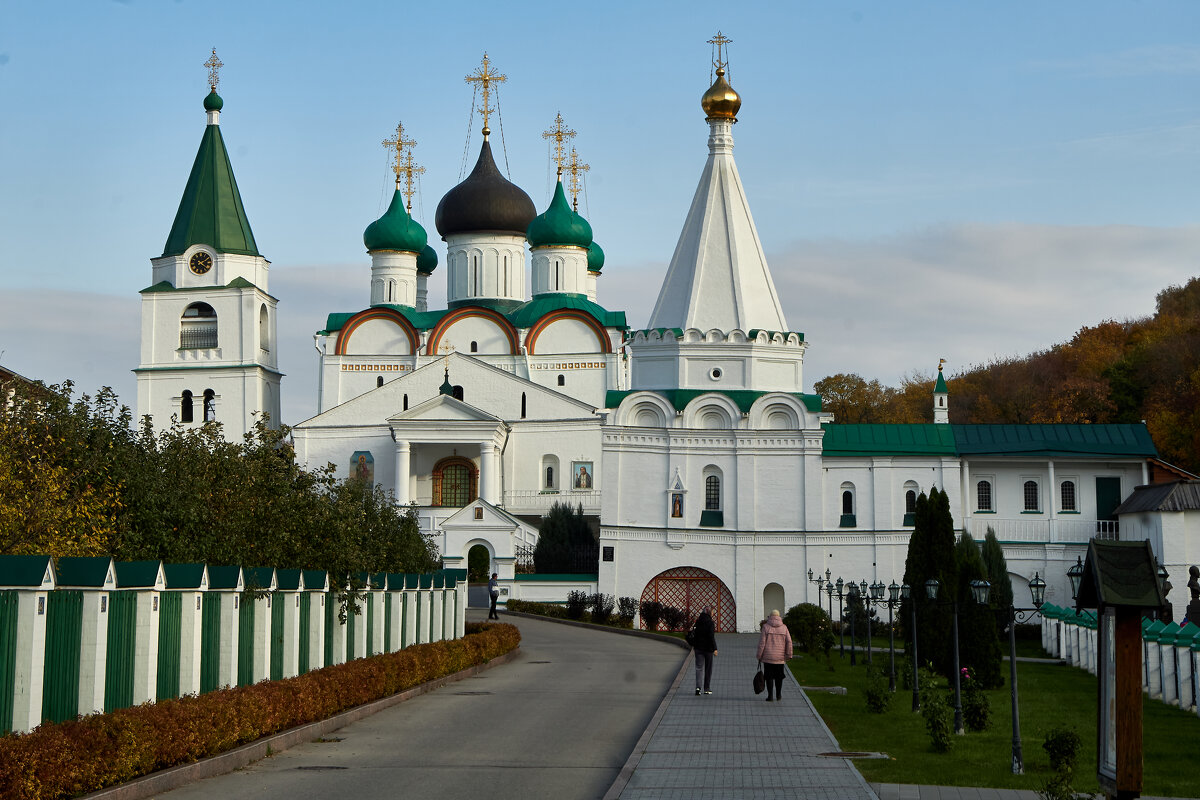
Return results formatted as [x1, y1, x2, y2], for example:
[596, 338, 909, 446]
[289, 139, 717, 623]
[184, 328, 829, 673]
[334, 308, 419, 356]
[613, 391, 675, 427]
[427, 307, 519, 356]
[525, 310, 612, 355]
[746, 394, 809, 430]
[681, 393, 741, 430]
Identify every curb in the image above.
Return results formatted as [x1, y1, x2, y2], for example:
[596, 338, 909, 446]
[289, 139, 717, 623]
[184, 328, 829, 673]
[78, 647, 522, 800]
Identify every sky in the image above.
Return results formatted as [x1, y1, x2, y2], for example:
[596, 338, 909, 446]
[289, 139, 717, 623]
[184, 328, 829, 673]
[3, 1, 1200, 425]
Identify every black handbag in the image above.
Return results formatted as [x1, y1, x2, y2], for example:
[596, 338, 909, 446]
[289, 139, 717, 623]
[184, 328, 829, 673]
[685, 627, 696, 647]
[753, 663, 766, 694]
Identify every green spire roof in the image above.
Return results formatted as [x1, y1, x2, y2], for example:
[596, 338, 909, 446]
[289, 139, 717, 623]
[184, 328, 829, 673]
[364, 189, 428, 254]
[417, 244, 439, 274]
[934, 368, 948, 393]
[527, 180, 592, 249]
[161, 94, 260, 258]
[587, 240, 605, 273]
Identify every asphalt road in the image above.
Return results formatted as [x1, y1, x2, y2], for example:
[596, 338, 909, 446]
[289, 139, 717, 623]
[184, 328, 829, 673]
[154, 612, 685, 800]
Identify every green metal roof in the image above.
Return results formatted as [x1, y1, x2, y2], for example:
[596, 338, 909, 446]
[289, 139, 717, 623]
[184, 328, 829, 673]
[417, 244, 438, 274]
[822, 424, 958, 456]
[527, 180, 592, 249]
[606, 389, 823, 414]
[364, 189, 428, 254]
[276, 568, 302, 591]
[162, 117, 260, 258]
[244, 567, 276, 590]
[935, 370, 948, 393]
[207, 565, 243, 590]
[113, 560, 163, 589]
[952, 424, 1156, 457]
[508, 293, 626, 329]
[163, 563, 207, 590]
[302, 569, 328, 591]
[0, 555, 53, 587]
[57, 556, 114, 588]
[587, 240, 605, 272]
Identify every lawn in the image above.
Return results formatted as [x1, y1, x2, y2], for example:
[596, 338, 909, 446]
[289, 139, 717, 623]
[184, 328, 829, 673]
[789, 650, 1200, 798]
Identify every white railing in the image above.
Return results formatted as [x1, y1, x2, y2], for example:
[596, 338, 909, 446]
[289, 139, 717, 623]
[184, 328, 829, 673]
[967, 517, 1118, 543]
[503, 489, 602, 514]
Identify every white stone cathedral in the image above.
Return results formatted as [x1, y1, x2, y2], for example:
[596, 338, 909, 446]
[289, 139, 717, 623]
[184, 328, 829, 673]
[139, 49, 1182, 631]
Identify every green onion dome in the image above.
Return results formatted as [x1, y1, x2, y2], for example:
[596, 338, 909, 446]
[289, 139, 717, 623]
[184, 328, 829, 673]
[527, 180, 592, 249]
[204, 89, 224, 112]
[364, 189, 428, 254]
[587, 240, 605, 273]
[416, 244, 438, 275]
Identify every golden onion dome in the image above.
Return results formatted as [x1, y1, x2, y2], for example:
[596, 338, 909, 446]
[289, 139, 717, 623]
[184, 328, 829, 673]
[701, 67, 741, 120]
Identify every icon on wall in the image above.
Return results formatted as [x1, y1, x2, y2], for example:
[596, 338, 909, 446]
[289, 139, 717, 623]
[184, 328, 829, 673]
[671, 493, 684, 518]
[572, 461, 594, 489]
[351, 451, 374, 484]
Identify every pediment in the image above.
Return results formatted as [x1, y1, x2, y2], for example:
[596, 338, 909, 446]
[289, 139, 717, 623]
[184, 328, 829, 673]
[441, 498, 535, 536]
[390, 395, 503, 423]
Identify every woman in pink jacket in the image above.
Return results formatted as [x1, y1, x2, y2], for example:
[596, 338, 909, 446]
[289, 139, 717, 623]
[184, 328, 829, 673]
[756, 609, 793, 701]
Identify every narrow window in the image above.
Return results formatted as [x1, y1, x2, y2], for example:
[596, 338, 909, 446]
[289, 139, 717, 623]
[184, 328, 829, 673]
[545, 466, 554, 489]
[977, 480, 992, 511]
[1061, 480, 1077, 512]
[377, 376, 384, 387]
[258, 304, 269, 353]
[905, 490, 917, 514]
[705, 475, 721, 510]
[521, 392, 527, 419]
[181, 390, 194, 423]
[503, 255, 508, 294]
[1024, 480, 1040, 512]
[453, 385, 464, 401]
[557, 374, 565, 386]
[403, 393, 409, 411]
[470, 341, 478, 353]
[203, 389, 216, 422]
[842, 491, 854, 515]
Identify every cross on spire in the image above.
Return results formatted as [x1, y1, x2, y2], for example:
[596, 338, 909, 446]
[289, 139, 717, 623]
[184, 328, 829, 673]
[542, 112, 576, 175]
[383, 122, 423, 209]
[566, 146, 589, 212]
[708, 31, 732, 71]
[465, 52, 506, 138]
[204, 48, 224, 91]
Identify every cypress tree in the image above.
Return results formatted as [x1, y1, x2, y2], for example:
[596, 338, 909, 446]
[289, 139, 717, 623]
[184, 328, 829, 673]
[981, 528, 1014, 610]
[955, 531, 1004, 688]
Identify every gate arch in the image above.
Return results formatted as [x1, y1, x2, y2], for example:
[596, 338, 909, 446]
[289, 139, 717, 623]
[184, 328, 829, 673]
[640, 566, 736, 632]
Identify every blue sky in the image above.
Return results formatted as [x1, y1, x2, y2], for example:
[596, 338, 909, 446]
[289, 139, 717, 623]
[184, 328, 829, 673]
[3, 1, 1200, 424]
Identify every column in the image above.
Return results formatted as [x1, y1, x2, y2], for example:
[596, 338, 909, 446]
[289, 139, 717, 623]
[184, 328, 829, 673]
[480, 441, 497, 504]
[395, 440, 411, 505]
[1047, 460, 1057, 541]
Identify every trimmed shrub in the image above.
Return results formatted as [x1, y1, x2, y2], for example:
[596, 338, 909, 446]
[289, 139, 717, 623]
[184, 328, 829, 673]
[661, 605, 687, 631]
[0, 624, 520, 800]
[1042, 725, 1082, 774]
[616, 597, 638, 627]
[639, 600, 663, 631]
[922, 690, 954, 753]
[589, 593, 615, 625]
[565, 590, 589, 620]
[505, 599, 566, 618]
[782, 603, 832, 653]
[961, 668, 991, 732]
[864, 666, 891, 714]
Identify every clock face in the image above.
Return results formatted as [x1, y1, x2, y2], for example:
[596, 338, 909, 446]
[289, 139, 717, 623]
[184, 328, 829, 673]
[189, 251, 213, 275]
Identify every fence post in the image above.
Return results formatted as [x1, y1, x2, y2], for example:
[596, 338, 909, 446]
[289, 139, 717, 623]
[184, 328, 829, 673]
[205, 566, 244, 691]
[301, 571, 327, 674]
[444, 568, 468, 639]
[0, 555, 55, 735]
[430, 573, 445, 643]
[402, 574, 418, 648]
[275, 569, 302, 680]
[369, 573, 386, 656]
[111, 561, 165, 709]
[385, 573, 403, 652]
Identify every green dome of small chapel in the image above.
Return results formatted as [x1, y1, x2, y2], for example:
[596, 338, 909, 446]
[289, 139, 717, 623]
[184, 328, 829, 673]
[364, 189, 428, 254]
[527, 180, 592, 250]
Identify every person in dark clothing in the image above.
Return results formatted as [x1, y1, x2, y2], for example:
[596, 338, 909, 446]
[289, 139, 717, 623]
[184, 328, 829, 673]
[488, 573, 500, 620]
[690, 607, 718, 695]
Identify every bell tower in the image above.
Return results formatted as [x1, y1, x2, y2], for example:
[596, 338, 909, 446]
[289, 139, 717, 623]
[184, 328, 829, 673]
[135, 51, 282, 438]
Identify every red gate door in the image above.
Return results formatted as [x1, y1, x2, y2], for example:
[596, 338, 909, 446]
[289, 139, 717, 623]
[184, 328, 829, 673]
[640, 567, 736, 632]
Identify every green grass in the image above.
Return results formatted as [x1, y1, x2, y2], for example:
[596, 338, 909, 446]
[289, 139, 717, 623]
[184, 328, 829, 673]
[790, 651, 1200, 798]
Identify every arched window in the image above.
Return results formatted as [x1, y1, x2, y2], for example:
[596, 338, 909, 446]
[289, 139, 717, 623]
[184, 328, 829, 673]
[701, 466, 723, 527]
[403, 393, 409, 411]
[432, 457, 477, 507]
[1024, 480, 1040, 512]
[258, 304, 269, 353]
[452, 385, 464, 401]
[180, 390, 194, 423]
[546, 466, 555, 488]
[903, 483, 918, 526]
[977, 480, 993, 512]
[705, 476, 720, 510]
[521, 392, 527, 419]
[470, 341, 478, 353]
[1061, 480, 1077, 512]
[541, 455, 560, 491]
[377, 376, 384, 387]
[839, 483, 856, 528]
[557, 374, 565, 386]
[180, 302, 217, 349]
[203, 389, 216, 422]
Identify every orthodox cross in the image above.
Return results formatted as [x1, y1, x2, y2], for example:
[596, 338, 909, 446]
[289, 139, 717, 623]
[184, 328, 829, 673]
[542, 112, 576, 175]
[204, 48, 223, 91]
[708, 31, 732, 71]
[565, 147, 589, 212]
[383, 122, 420, 200]
[465, 53, 506, 137]
[398, 150, 425, 211]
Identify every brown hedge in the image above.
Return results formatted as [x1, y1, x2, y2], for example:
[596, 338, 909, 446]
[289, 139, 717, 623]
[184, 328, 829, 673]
[0, 622, 520, 800]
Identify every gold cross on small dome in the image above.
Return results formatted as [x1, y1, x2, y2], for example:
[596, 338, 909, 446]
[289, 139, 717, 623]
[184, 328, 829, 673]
[465, 53, 506, 137]
[542, 112, 576, 175]
[566, 147, 589, 211]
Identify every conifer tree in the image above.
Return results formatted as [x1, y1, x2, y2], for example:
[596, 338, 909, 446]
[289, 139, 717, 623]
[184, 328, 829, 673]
[955, 531, 1004, 687]
[981, 528, 1014, 610]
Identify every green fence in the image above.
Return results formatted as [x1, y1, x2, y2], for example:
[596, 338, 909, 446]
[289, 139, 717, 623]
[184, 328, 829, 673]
[0, 591, 18, 735]
[104, 592, 138, 713]
[41, 590, 83, 724]
[270, 595, 284, 681]
[298, 593, 311, 674]
[156, 592, 182, 700]
[200, 593, 222, 693]
[237, 594, 255, 687]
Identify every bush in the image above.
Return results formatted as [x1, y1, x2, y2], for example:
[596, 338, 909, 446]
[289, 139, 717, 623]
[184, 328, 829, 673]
[589, 593, 614, 625]
[504, 599, 566, 618]
[961, 668, 990, 732]
[639, 600, 663, 630]
[864, 666, 891, 714]
[564, 590, 589, 620]
[616, 597, 638, 626]
[1042, 725, 1082, 774]
[0, 624, 520, 800]
[661, 606, 687, 631]
[921, 690, 954, 753]
[782, 603, 832, 653]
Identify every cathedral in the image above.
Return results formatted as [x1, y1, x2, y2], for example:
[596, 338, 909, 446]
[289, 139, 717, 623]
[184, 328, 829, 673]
[138, 44, 1174, 632]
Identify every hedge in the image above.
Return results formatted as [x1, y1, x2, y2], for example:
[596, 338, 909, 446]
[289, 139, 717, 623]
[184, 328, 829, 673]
[0, 622, 520, 800]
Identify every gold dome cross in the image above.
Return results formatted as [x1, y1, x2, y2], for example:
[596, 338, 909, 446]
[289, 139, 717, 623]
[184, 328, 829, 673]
[465, 53, 507, 137]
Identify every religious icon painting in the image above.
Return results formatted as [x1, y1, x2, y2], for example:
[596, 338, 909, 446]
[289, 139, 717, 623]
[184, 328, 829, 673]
[572, 461, 594, 490]
[350, 450, 374, 484]
[671, 492, 684, 518]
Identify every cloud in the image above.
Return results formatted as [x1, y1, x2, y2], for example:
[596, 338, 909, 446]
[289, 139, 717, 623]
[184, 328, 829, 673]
[777, 222, 1200, 388]
[1029, 44, 1200, 77]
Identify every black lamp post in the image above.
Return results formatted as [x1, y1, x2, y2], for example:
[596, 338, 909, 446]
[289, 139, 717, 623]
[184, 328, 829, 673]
[986, 571, 1047, 775]
[871, 580, 901, 691]
[847, 582, 859, 665]
[903, 582, 919, 711]
[808, 568, 825, 610]
[825, 581, 834, 626]
[925, 577, 989, 736]
[860, 580, 873, 664]
[835, 577, 846, 657]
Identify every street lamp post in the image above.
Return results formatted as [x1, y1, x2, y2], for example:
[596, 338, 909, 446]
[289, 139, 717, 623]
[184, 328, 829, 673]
[989, 572, 1048, 775]
[825, 581, 835, 626]
[808, 568, 826, 611]
[835, 577, 846, 657]
[847, 582, 859, 666]
[925, 577, 989, 735]
[860, 580, 872, 665]
[904, 582, 919, 712]
[871, 580, 901, 691]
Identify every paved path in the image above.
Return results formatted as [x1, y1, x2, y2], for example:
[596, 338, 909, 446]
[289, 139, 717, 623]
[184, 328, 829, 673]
[154, 612, 682, 800]
[610, 632, 877, 799]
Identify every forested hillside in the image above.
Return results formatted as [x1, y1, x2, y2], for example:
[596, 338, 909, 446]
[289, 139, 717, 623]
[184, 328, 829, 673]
[814, 276, 1200, 473]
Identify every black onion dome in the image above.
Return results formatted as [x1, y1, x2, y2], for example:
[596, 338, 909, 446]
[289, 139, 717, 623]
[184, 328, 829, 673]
[435, 140, 536, 238]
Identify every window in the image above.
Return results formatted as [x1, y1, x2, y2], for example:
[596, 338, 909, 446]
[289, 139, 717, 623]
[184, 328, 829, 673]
[977, 480, 993, 512]
[377, 376, 384, 387]
[1061, 480, 1077, 512]
[181, 390, 194, 423]
[403, 393, 409, 411]
[203, 389, 216, 422]
[453, 385, 464, 401]
[258, 304, 269, 353]
[180, 302, 217, 349]
[705, 476, 721, 510]
[541, 455, 560, 491]
[839, 483, 856, 527]
[432, 458, 477, 507]
[700, 466, 723, 526]
[557, 374, 565, 386]
[521, 392, 526, 419]
[903, 485, 918, 526]
[546, 466, 555, 489]
[1023, 480, 1040, 512]
[470, 341, 478, 353]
